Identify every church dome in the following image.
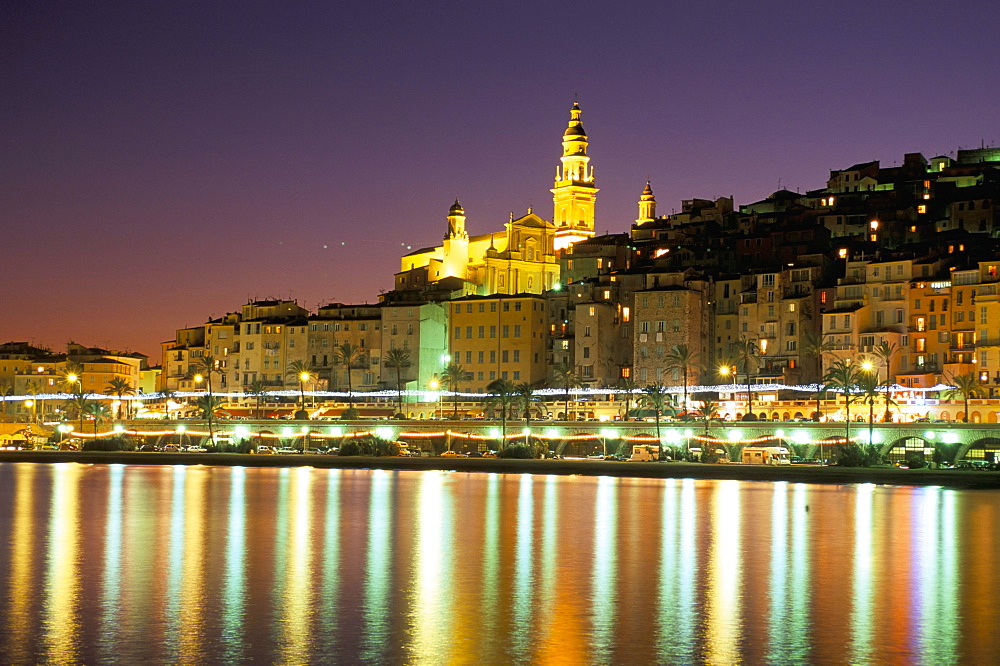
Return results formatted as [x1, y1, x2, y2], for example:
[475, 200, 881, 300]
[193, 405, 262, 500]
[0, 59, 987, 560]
[449, 200, 464, 215]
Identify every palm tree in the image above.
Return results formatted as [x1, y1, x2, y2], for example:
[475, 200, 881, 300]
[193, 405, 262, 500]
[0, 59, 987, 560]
[333, 342, 362, 405]
[871, 341, 899, 422]
[84, 401, 110, 435]
[801, 331, 836, 421]
[823, 358, 861, 442]
[856, 369, 881, 449]
[663, 344, 701, 414]
[617, 375, 639, 421]
[485, 378, 517, 450]
[64, 392, 90, 436]
[103, 377, 135, 420]
[285, 359, 315, 411]
[441, 363, 466, 419]
[549, 362, 582, 420]
[194, 394, 225, 422]
[642, 384, 671, 454]
[696, 398, 720, 435]
[244, 378, 269, 419]
[383, 348, 411, 416]
[944, 373, 986, 423]
[194, 354, 222, 444]
[513, 382, 538, 448]
[731, 338, 761, 417]
[0, 382, 12, 418]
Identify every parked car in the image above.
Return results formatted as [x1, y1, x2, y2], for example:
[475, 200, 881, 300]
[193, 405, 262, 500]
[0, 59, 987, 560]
[440, 450, 465, 457]
[274, 447, 300, 455]
[255, 445, 274, 455]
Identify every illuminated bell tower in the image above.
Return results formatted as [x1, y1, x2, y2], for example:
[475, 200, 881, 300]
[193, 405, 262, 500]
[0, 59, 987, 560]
[551, 102, 598, 251]
[636, 181, 656, 224]
[442, 199, 469, 279]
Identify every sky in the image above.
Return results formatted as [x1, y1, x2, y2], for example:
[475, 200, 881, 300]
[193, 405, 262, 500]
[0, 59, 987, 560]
[3, 0, 999, 361]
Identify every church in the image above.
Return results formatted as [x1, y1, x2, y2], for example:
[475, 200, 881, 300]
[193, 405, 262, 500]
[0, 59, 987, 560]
[394, 103, 599, 296]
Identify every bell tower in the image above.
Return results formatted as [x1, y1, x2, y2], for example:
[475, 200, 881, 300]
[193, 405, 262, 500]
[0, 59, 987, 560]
[442, 200, 469, 279]
[551, 102, 598, 250]
[636, 181, 656, 224]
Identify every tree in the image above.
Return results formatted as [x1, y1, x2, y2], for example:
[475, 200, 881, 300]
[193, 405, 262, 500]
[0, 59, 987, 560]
[642, 384, 671, 455]
[944, 373, 986, 423]
[0, 382, 12, 418]
[696, 399, 720, 435]
[243, 378, 269, 419]
[731, 338, 761, 417]
[485, 378, 517, 450]
[194, 394, 225, 421]
[663, 344, 701, 414]
[856, 369, 882, 450]
[64, 392, 90, 436]
[194, 355, 222, 445]
[801, 332, 836, 421]
[871, 341, 899, 422]
[383, 348, 411, 416]
[823, 359, 861, 442]
[441, 363, 466, 418]
[513, 382, 539, 448]
[334, 342, 363, 405]
[285, 359, 315, 411]
[84, 401, 110, 435]
[103, 377, 135, 420]
[549, 362, 582, 420]
[617, 375, 639, 421]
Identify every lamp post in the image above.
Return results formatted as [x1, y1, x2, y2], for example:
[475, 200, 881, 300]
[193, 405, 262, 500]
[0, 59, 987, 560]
[299, 371, 310, 411]
[429, 378, 441, 420]
[24, 399, 35, 424]
[718, 365, 734, 416]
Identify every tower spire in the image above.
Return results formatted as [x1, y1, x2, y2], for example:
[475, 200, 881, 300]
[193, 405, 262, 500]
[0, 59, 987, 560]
[637, 181, 656, 224]
[551, 101, 599, 251]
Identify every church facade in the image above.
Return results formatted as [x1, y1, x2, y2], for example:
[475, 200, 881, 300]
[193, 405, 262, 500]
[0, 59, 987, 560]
[394, 103, 598, 297]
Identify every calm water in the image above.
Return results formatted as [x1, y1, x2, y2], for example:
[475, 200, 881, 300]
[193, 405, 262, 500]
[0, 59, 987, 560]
[0, 463, 998, 664]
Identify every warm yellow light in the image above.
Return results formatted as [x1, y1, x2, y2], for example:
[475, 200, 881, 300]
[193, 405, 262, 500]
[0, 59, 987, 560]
[194, 374, 204, 383]
[861, 361, 873, 371]
[66, 373, 78, 383]
[299, 372, 310, 382]
[869, 220, 879, 231]
[719, 366, 731, 376]
[429, 380, 439, 390]
[838, 248, 848, 258]
[24, 400, 33, 408]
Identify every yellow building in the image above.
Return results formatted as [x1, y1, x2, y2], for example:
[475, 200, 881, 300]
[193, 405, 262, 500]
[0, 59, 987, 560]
[395, 103, 597, 296]
[448, 294, 548, 393]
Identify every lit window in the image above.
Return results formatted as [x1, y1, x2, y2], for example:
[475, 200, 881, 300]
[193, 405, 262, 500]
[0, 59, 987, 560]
[917, 205, 927, 214]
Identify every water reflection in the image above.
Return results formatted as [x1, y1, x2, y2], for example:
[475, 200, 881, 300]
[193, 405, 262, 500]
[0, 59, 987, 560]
[1, 463, 998, 664]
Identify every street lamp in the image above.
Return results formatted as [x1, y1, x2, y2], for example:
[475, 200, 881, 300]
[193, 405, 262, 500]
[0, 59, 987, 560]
[299, 371, 310, 410]
[24, 399, 35, 423]
[429, 378, 441, 419]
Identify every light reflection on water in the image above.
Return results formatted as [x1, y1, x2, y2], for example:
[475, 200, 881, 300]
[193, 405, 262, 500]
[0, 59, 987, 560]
[1, 462, 999, 664]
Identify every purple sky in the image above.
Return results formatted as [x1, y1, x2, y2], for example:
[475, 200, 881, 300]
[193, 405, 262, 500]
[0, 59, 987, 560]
[3, 1, 999, 361]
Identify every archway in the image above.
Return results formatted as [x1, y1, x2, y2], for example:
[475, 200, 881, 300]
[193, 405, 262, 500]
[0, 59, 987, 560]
[972, 411, 982, 423]
[989, 412, 998, 424]
[885, 436, 932, 463]
[959, 437, 1000, 464]
[940, 410, 951, 421]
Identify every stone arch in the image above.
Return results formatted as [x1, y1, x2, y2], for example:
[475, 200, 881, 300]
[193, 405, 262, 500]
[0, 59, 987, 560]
[781, 412, 791, 421]
[770, 412, 780, 421]
[793, 412, 805, 420]
[940, 410, 951, 421]
[884, 435, 931, 462]
[971, 411, 982, 423]
[957, 437, 1000, 463]
[989, 412, 998, 423]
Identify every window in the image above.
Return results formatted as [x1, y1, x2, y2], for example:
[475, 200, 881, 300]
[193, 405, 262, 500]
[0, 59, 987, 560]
[478, 351, 484, 363]
[583, 347, 590, 359]
[513, 350, 520, 363]
[465, 351, 472, 364]
[501, 350, 509, 363]
[478, 326, 485, 338]
[514, 302, 522, 311]
[465, 326, 472, 338]
[514, 325, 521, 337]
[502, 325, 510, 338]
[454, 327, 461, 339]
[490, 350, 496, 364]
